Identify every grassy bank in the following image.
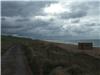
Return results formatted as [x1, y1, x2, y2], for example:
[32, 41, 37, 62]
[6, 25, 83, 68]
[1, 35, 100, 75]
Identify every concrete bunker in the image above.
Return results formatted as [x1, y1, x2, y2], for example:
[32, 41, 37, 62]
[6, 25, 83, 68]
[78, 42, 93, 50]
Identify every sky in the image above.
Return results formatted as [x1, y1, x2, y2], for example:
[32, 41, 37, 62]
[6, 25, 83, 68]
[1, 0, 100, 41]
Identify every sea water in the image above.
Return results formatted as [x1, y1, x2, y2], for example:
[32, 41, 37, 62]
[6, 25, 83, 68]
[66, 39, 100, 47]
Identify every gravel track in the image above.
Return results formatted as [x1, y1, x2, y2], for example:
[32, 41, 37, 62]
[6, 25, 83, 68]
[1, 45, 33, 75]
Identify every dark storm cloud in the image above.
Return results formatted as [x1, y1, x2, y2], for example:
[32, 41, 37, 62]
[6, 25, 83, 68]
[1, 16, 51, 38]
[2, 1, 24, 17]
[1, 1, 55, 17]
[1, 1, 100, 40]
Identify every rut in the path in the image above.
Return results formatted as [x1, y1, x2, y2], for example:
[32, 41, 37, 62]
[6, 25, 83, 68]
[1, 45, 33, 75]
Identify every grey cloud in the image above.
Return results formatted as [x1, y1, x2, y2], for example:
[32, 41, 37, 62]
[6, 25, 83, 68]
[62, 9, 87, 19]
[72, 27, 93, 34]
[1, 17, 6, 21]
[1, 1, 100, 40]
[1, 24, 22, 28]
[16, 18, 30, 22]
[1, 1, 24, 17]
[87, 23, 100, 27]
[1, 1, 54, 17]
[71, 19, 80, 23]
[60, 1, 100, 19]
[1, 16, 52, 37]
[73, 23, 100, 35]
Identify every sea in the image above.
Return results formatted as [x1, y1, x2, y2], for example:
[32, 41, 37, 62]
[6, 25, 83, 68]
[65, 39, 100, 47]
[46, 39, 100, 48]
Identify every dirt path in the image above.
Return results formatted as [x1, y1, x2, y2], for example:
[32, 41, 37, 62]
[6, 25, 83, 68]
[1, 45, 33, 75]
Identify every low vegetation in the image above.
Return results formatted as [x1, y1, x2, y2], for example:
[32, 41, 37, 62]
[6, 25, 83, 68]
[1, 35, 100, 75]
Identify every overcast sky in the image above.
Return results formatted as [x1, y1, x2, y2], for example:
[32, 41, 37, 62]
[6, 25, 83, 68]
[1, 0, 100, 41]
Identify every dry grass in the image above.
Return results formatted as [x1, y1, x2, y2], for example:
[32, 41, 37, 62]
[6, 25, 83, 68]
[1, 35, 100, 75]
